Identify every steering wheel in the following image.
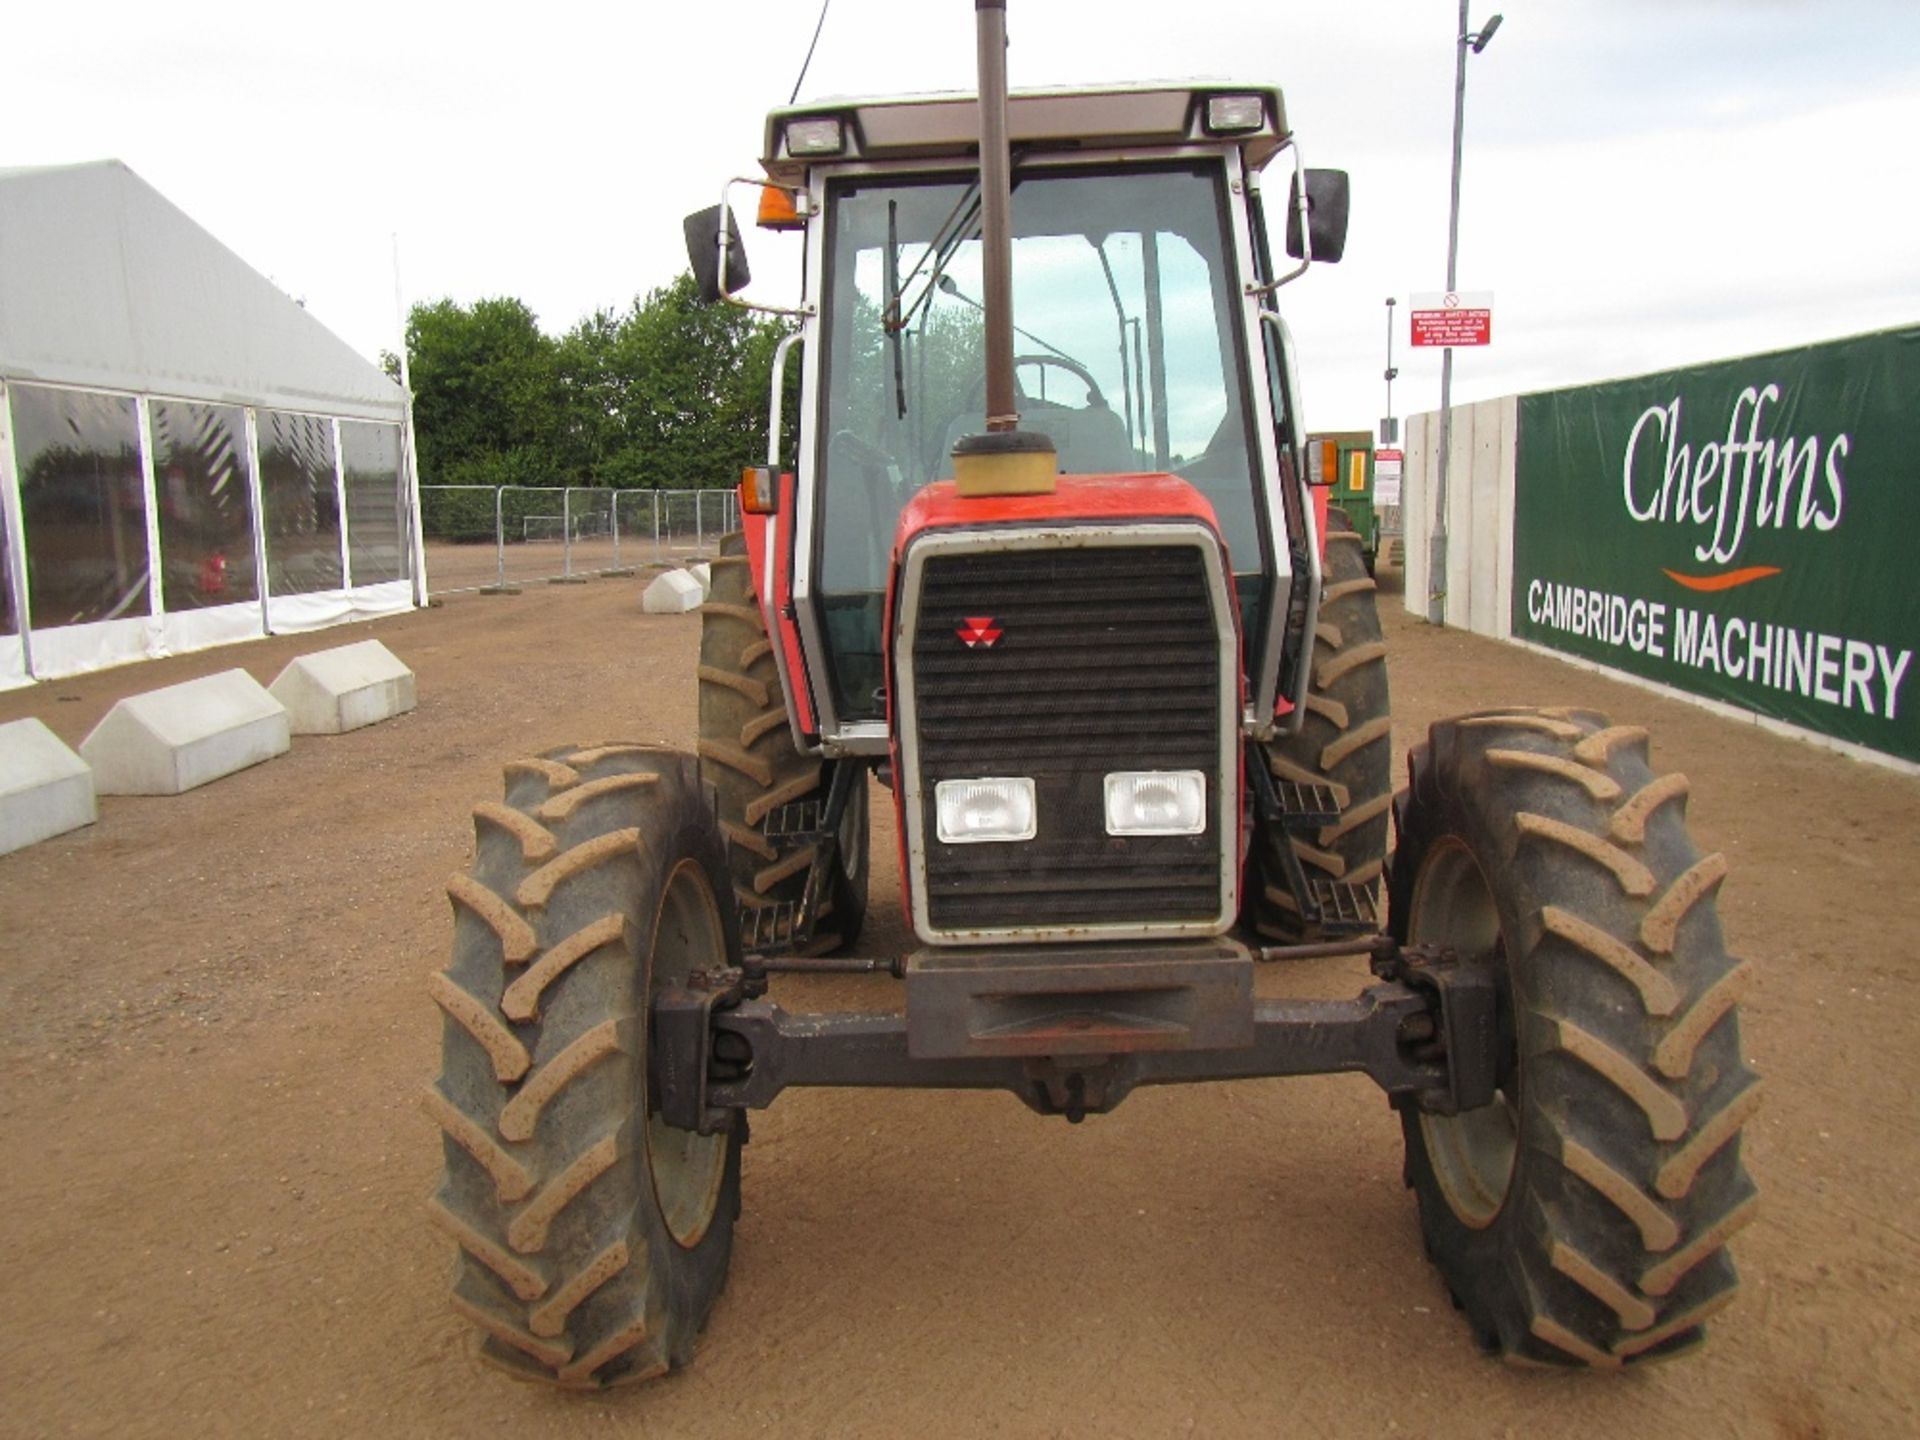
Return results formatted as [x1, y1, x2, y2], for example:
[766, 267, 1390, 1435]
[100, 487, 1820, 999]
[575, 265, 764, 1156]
[1008, 353, 1106, 410]
[929, 353, 1109, 471]
[953, 354, 1108, 418]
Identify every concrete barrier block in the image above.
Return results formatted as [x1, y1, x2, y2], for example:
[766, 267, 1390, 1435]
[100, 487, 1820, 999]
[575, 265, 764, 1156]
[0, 719, 96, 855]
[80, 669, 290, 795]
[689, 562, 713, 600]
[269, 639, 417, 735]
[643, 570, 704, 614]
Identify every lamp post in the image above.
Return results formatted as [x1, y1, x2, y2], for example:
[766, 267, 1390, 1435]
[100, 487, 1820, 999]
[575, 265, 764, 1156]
[1383, 297, 1398, 443]
[1428, 2, 1502, 625]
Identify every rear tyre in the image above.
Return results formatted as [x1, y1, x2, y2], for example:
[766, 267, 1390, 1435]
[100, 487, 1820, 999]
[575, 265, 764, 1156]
[698, 533, 869, 951]
[1244, 509, 1392, 940]
[1390, 708, 1759, 1367]
[426, 744, 742, 1387]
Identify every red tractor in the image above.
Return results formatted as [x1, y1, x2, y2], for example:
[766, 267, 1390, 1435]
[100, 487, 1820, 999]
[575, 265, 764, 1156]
[427, 7, 1756, 1388]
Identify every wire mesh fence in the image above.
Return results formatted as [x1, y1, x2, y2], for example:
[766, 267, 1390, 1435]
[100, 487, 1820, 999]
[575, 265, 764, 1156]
[417, 486, 740, 596]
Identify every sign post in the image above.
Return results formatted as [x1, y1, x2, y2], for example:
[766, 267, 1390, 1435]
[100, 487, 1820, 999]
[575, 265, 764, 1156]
[1417, 289, 1494, 626]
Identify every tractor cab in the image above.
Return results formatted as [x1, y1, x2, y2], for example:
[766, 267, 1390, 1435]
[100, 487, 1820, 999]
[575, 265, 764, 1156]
[693, 84, 1350, 749]
[682, 83, 1356, 950]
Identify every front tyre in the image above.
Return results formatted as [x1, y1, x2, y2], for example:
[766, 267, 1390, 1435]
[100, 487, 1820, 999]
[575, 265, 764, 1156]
[1391, 709, 1759, 1367]
[426, 744, 742, 1387]
[1245, 509, 1392, 940]
[699, 534, 869, 951]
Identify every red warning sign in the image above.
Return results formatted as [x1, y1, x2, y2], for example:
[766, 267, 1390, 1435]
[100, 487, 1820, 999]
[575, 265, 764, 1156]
[1410, 291, 1493, 347]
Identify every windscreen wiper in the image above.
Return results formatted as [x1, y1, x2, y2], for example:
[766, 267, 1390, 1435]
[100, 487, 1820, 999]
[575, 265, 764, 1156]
[885, 152, 1029, 340]
[885, 200, 906, 419]
[885, 181, 983, 340]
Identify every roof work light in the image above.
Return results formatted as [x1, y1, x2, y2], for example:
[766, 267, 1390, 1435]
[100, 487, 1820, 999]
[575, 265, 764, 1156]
[1204, 94, 1265, 134]
[784, 117, 844, 156]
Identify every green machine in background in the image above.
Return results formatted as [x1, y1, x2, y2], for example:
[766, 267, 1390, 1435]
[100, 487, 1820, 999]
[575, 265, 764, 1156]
[1306, 430, 1382, 574]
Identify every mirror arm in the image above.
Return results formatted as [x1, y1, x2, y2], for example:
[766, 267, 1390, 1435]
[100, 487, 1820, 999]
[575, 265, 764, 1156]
[1244, 141, 1311, 297]
[719, 177, 816, 320]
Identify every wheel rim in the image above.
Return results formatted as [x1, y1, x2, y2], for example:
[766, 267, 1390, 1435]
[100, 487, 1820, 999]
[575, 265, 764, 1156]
[1409, 837, 1518, 1229]
[646, 859, 731, 1249]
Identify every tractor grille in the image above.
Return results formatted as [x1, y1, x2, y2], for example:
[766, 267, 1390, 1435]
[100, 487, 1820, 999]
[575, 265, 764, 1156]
[906, 540, 1229, 935]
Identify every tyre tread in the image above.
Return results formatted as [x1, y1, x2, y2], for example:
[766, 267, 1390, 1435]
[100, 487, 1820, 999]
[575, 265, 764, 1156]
[697, 533, 867, 951]
[430, 746, 742, 1387]
[516, 830, 642, 910]
[499, 1019, 623, 1142]
[1245, 510, 1391, 941]
[1393, 708, 1758, 1368]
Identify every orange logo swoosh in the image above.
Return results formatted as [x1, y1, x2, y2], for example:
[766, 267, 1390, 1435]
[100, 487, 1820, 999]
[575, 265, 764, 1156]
[1661, 565, 1782, 592]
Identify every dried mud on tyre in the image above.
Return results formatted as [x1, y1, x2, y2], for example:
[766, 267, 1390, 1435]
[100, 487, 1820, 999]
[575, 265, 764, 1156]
[1246, 511, 1392, 940]
[1391, 707, 1759, 1368]
[426, 743, 743, 1388]
[696, 533, 868, 951]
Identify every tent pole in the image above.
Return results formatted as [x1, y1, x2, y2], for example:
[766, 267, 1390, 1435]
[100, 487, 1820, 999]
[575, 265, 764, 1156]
[245, 408, 272, 636]
[134, 396, 167, 655]
[0, 381, 35, 677]
[393, 233, 430, 606]
[332, 418, 351, 590]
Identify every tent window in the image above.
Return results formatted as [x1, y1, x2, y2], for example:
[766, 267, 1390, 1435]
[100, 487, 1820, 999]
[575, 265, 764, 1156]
[150, 400, 257, 612]
[258, 410, 341, 595]
[7, 384, 152, 628]
[341, 421, 407, 585]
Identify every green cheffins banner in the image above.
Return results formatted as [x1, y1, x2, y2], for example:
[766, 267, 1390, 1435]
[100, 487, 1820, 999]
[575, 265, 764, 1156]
[1512, 325, 1919, 763]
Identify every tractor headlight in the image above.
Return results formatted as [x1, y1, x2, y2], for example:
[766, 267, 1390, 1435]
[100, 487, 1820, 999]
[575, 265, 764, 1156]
[1204, 94, 1265, 135]
[935, 777, 1036, 844]
[1104, 771, 1207, 836]
[785, 117, 845, 156]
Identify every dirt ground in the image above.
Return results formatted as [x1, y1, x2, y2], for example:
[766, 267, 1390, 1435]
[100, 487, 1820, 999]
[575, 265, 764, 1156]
[2, 560, 1915, 1439]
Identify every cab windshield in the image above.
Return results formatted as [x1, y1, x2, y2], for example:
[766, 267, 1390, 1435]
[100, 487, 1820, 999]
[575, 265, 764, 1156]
[813, 160, 1265, 722]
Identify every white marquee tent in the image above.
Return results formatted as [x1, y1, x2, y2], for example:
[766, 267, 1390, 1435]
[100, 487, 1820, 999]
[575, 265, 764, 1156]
[0, 160, 423, 689]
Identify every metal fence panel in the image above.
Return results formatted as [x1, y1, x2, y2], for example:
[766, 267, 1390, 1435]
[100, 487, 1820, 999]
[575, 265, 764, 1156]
[418, 484, 506, 594]
[658, 491, 700, 558]
[417, 486, 740, 595]
[496, 487, 567, 587]
[562, 487, 617, 578]
[614, 490, 662, 566]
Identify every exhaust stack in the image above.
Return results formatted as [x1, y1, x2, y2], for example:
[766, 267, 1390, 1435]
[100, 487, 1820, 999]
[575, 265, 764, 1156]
[950, 0, 1058, 497]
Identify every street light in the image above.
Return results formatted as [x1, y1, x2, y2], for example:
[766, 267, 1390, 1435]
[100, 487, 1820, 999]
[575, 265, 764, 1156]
[1383, 297, 1398, 444]
[1428, 3, 1502, 626]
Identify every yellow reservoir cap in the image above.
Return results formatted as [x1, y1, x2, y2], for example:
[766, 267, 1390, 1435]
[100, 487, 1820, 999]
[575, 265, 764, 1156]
[951, 430, 1058, 497]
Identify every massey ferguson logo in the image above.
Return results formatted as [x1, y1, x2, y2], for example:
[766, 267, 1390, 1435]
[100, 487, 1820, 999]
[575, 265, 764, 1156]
[956, 616, 1003, 648]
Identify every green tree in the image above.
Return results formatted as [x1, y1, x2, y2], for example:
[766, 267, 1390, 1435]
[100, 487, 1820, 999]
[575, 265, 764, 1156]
[406, 297, 563, 489]
[841, 293, 984, 479]
[402, 278, 796, 501]
[553, 307, 623, 485]
[606, 274, 787, 490]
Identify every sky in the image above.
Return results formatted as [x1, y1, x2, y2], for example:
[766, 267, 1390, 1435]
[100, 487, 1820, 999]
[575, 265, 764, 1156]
[7, 0, 1919, 435]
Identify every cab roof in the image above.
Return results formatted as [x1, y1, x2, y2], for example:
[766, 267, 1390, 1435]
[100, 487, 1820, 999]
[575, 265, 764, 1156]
[761, 83, 1289, 187]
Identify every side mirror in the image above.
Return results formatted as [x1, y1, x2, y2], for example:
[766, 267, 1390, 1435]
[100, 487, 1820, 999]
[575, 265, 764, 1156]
[683, 204, 751, 304]
[1285, 169, 1350, 264]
